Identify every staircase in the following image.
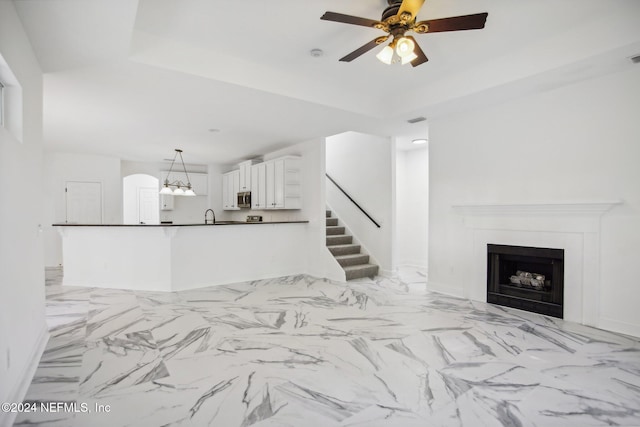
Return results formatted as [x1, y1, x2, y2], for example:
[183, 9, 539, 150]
[326, 209, 379, 280]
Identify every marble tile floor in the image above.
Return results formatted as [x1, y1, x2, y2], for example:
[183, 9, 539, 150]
[13, 267, 640, 427]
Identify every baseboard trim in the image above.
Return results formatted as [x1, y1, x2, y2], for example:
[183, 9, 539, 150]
[0, 323, 49, 427]
[396, 264, 428, 274]
[598, 316, 640, 339]
[379, 268, 395, 278]
[426, 281, 464, 298]
[397, 262, 428, 271]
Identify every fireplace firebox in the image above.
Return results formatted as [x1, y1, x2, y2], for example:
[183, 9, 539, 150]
[487, 244, 564, 318]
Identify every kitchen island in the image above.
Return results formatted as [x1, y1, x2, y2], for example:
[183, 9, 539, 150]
[54, 221, 309, 291]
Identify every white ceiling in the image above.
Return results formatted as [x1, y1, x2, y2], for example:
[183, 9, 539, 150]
[12, 0, 640, 164]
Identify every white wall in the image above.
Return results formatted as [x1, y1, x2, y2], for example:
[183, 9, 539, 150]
[326, 131, 394, 273]
[0, 3, 47, 424]
[428, 67, 640, 337]
[395, 146, 429, 273]
[43, 152, 122, 266]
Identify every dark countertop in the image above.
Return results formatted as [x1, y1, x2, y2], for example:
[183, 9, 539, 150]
[52, 221, 309, 227]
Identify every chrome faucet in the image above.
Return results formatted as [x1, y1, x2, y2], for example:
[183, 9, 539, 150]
[205, 209, 216, 224]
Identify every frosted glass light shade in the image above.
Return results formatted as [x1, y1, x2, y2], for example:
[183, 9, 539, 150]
[159, 186, 173, 195]
[173, 187, 185, 195]
[376, 45, 394, 65]
[401, 52, 418, 65]
[184, 188, 196, 196]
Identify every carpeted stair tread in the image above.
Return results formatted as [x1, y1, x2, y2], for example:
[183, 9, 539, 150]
[326, 234, 353, 245]
[327, 244, 361, 256]
[334, 253, 370, 267]
[326, 226, 346, 235]
[344, 264, 379, 280]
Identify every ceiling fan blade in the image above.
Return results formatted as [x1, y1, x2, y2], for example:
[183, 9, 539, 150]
[339, 36, 389, 62]
[406, 36, 428, 67]
[398, 0, 425, 19]
[415, 12, 488, 33]
[321, 11, 382, 28]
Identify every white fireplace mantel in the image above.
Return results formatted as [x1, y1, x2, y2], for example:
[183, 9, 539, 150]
[452, 200, 622, 216]
[452, 200, 622, 328]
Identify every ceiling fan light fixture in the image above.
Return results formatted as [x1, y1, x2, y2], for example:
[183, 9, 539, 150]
[395, 37, 415, 58]
[320, 6, 488, 68]
[376, 45, 395, 65]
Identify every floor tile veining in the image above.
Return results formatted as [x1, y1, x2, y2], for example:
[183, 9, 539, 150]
[14, 268, 640, 426]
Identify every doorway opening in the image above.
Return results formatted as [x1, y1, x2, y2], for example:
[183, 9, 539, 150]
[123, 174, 159, 224]
[323, 131, 429, 282]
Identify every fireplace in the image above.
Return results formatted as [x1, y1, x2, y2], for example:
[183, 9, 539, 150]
[487, 244, 564, 318]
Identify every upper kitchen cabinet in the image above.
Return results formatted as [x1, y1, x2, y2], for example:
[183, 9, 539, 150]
[254, 156, 301, 210]
[251, 162, 267, 209]
[222, 169, 240, 210]
[159, 171, 208, 195]
[238, 160, 257, 192]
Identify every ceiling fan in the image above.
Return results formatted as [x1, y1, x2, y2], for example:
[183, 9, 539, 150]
[321, 0, 488, 67]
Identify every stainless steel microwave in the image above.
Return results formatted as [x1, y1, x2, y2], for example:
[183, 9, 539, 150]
[237, 192, 251, 208]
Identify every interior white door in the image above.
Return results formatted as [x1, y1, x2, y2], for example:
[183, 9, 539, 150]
[138, 187, 159, 224]
[65, 181, 102, 224]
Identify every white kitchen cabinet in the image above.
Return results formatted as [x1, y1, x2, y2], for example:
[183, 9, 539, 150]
[238, 160, 253, 192]
[273, 158, 286, 208]
[233, 169, 240, 202]
[160, 194, 174, 210]
[222, 170, 240, 210]
[251, 162, 266, 209]
[265, 161, 275, 209]
[255, 156, 300, 210]
[222, 173, 229, 209]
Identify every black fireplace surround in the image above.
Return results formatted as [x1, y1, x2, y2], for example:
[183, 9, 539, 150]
[487, 244, 564, 318]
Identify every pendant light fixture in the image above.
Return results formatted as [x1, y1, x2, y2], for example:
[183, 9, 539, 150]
[160, 149, 196, 196]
